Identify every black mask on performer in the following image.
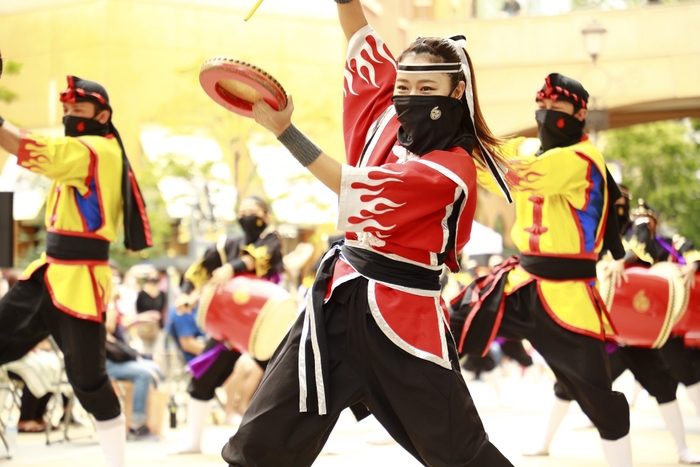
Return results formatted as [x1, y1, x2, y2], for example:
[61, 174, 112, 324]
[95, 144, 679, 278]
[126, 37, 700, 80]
[239, 215, 267, 244]
[63, 115, 111, 138]
[393, 95, 472, 156]
[535, 109, 584, 155]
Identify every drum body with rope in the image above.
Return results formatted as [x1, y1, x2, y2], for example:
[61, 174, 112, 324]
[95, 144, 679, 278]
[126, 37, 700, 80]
[598, 263, 689, 348]
[671, 274, 700, 346]
[197, 274, 298, 361]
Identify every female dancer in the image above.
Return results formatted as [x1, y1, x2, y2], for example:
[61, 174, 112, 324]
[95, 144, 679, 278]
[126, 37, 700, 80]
[221, 1, 513, 465]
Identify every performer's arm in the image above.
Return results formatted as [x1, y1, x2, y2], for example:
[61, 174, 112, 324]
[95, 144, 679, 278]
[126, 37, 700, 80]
[253, 96, 341, 194]
[0, 118, 21, 155]
[1, 122, 93, 191]
[337, 0, 368, 42]
[179, 336, 205, 356]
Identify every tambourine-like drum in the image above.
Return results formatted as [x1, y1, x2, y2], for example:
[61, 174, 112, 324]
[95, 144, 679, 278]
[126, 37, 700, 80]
[598, 262, 689, 348]
[199, 57, 287, 118]
[197, 275, 298, 361]
[672, 274, 700, 346]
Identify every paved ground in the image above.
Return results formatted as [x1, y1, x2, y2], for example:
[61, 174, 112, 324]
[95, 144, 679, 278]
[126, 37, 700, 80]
[3, 363, 699, 466]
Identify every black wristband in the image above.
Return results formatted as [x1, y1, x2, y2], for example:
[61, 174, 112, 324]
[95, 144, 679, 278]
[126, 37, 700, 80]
[335, 0, 353, 3]
[0, 115, 4, 127]
[277, 124, 322, 167]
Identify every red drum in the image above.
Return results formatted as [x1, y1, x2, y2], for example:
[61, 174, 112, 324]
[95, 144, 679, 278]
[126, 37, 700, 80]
[197, 275, 298, 361]
[672, 274, 700, 346]
[598, 262, 688, 348]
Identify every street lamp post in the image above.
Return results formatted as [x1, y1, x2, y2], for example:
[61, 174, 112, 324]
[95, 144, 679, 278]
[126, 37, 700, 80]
[581, 19, 607, 64]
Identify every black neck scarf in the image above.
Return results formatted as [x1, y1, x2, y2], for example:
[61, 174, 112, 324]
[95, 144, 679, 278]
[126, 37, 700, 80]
[63, 116, 111, 137]
[239, 216, 267, 245]
[393, 95, 475, 156]
[535, 109, 584, 155]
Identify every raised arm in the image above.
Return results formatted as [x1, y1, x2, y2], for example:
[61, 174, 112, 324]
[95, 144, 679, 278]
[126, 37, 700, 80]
[252, 96, 341, 195]
[337, 0, 368, 42]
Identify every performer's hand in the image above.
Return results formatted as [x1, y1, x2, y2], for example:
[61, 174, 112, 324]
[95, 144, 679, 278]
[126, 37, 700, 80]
[680, 263, 698, 289]
[211, 263, 234, 293]
[602, 258, 628, 289]
[252, 94, 294, 137]
[241, 254, 255, 272]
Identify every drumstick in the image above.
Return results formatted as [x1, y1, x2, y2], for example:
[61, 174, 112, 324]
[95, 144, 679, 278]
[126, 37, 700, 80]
[244, 0, 264, 21]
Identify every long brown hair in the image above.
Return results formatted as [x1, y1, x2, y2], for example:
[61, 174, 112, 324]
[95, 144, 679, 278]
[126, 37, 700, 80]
[397, 38, 510, 173]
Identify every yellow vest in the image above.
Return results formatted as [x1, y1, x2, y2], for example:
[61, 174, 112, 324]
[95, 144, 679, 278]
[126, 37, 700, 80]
[478, 137, 612, 338]
[17, 132, 124, 321]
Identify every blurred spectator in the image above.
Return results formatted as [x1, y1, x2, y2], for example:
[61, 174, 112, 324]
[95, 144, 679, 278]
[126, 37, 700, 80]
[105, 270, 163, 440]
[502, 0, 521, 16]
[6, 339, 63, 432]
[166, 294, 205, 364]
[116, 269, 140, 325]
[135, 269, 167, 358]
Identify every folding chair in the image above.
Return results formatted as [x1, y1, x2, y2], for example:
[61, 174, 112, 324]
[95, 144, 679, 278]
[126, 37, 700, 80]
[0, 365, 21, 459]
[43, 336, 90, 445]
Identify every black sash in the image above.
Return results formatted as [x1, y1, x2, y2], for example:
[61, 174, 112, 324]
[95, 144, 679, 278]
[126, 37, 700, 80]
[341, 244, 441, 291]
[46, 232, 110, 261]
[519, 254, 597, 281]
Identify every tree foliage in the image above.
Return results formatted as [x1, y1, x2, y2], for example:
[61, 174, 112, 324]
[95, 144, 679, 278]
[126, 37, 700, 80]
[0, 60, 22, 104]
[601, 119, 700, 242]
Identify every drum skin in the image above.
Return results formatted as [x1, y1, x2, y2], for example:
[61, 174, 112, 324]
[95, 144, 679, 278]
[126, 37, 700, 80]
[672, 274, 700, 346]
[197, 275, 298, 361]
[199, 57, 287, 118]
[598, 263, 688, 348]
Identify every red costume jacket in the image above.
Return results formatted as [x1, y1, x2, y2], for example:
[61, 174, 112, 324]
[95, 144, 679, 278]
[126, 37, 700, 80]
[329, 25, 478, 369]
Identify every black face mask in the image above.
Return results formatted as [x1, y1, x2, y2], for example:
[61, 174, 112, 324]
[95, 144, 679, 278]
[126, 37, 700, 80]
[535, 109, 584, 155]
[616, 204, 631, 235]
[393, 95, 468, 156]
[63, 115, 111, 138]
[239, 215, 267, 243]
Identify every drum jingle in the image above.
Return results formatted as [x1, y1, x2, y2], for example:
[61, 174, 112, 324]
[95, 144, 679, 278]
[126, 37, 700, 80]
[598, 262, 689, 348]
[199, 57, 287, 118]
[197, 274, 298, 361]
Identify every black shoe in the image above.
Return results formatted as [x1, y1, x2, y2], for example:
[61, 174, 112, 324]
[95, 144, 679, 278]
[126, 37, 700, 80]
[128, 425, 157, 441]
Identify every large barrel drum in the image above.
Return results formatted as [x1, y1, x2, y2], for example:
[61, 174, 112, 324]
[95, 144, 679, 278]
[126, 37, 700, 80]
[598, 263, 688, 348]
[197, 275, 298, 361]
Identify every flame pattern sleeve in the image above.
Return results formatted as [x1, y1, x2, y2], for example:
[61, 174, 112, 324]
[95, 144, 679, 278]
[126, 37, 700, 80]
[16, 133, 92, 195]
[478, 138, 596, 207]
[343, 25, 397, 167]
[337, 156, 473, 254]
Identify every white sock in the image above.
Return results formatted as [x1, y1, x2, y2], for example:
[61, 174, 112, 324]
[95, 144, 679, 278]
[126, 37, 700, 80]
[169, 398, 210, 454]
[600, 434, 633, 467]
[523, 397, 570, 456]
[658, 400, 700, 464]
[94, 414, 126, 467]
[686, 382, 700, 419]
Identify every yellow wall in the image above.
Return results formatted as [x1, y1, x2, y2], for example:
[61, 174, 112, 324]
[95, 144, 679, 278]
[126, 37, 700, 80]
[409, 2, 700, 137]
[0, 0, 347, 173]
